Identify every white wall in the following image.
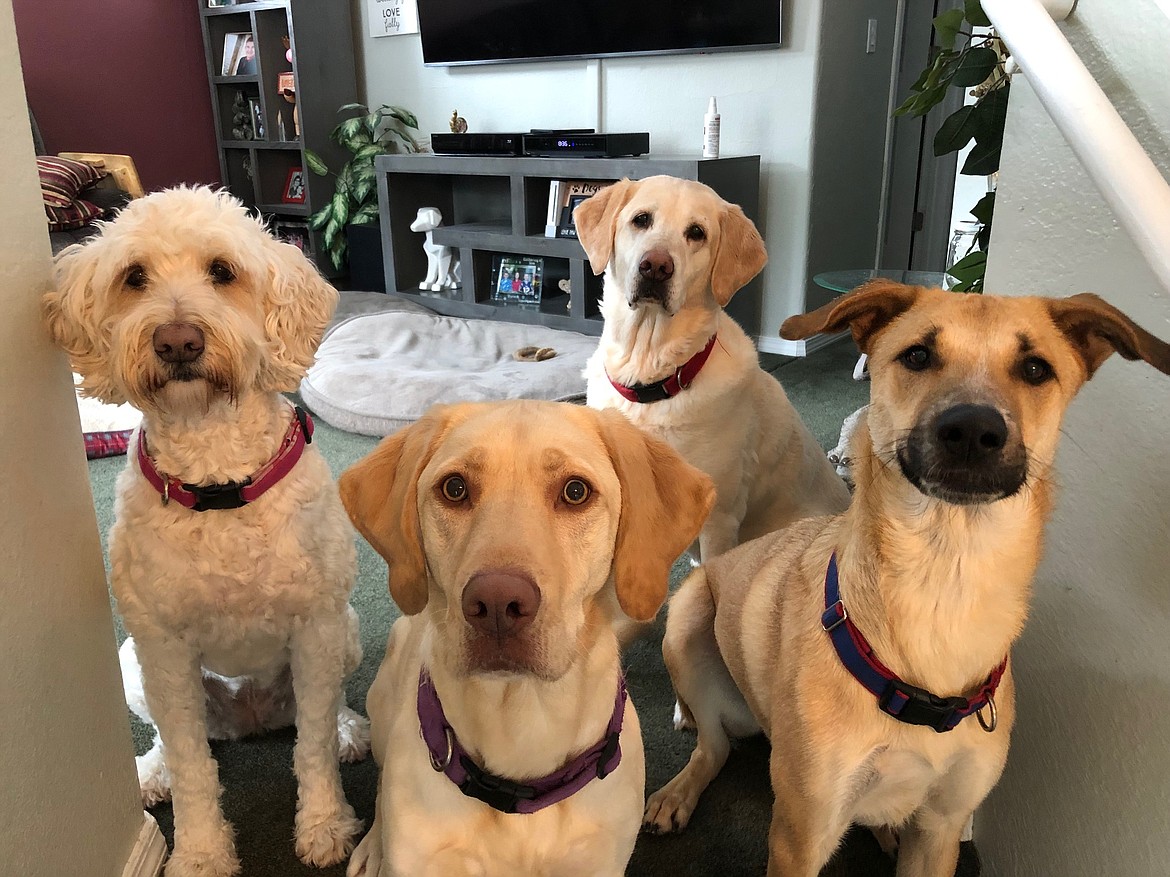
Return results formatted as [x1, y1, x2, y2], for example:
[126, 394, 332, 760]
[979, 2, 1170, 874]
[357, 0, 900, 337]
[0, 1, 146, 874]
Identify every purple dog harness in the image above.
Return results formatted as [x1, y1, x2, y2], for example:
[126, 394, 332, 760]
[416, 669, 627, 814]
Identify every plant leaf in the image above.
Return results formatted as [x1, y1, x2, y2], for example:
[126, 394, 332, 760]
[337, 116, 366, 146]
[894, 81, 949, 118]
[323, 216, 339, 249]
[933, 104, 980, 156]
[947, 248, 987, 277]
[383, 105, 419, 130]
[364, 110, 383, 138]
[950, 46, 999, 87]
[962, 134, 1001, 175]
[351, 202, 380, 225]
[932, 8, 966, 52]
[964, 0, 991, 27]
[308, 206, 332, 230]
[304, 149, 330, 177]
[970, 191, 995, 225]
[353, 143, 385, 161]
[331, 188, 350, 228]
[979, 82, 1011, 132]
[337, 102, 368, 114]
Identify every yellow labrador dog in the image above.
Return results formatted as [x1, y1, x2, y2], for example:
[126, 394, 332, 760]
[576, 176, 849, 563]
[340, 400, 714, 877]
[645, 282, 1170, 876]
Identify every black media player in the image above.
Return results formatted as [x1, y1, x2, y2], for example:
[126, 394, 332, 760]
[430, 133, 525, 156]
[522, 132, 650, 158]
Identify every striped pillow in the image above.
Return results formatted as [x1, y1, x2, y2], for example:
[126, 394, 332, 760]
[37, 156, 104, 208]
[46, 198, 105, 231]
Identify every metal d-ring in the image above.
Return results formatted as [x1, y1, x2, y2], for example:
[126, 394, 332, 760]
[429, 727, 454, 772]
[976, 694, 998, 733]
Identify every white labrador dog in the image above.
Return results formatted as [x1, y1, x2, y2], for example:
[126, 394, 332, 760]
[43, 187, 368, 877]
[339, 400, 714, 877]
[576, 176, 849, 563]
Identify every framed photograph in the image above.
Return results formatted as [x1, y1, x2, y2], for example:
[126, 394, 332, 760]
[282, 167, 306, 204]
[247, 97, 265, 140]
[207, 0, 236, 7]
[273, 220, 312, 254]
[492, 255, 543, 305]
[221, 32, 257, 76]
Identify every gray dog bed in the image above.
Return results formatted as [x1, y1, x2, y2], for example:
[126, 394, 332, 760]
[301, 304, 598, 437]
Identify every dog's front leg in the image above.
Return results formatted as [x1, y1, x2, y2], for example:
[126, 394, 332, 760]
[133, 635, 239, 877]
[893, 812, 966, 877]
[289, 612, 364, 867]
[766, 749, 851, 877]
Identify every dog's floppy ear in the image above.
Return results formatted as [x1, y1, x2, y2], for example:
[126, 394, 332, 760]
[42, 240, 124, 402]
[710, 203, 767, 306]
[1047, 292, 1170, 379]
[259, 239, 339, 391]
[574, 179, 638, 275]
[339, 408, 457, 615]
[781, 279, 922, 354]
[596, 409, 715, 621]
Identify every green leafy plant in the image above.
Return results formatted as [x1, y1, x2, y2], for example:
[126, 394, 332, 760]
[305, 103, 420, 271]
[895, 0, 1008, 291]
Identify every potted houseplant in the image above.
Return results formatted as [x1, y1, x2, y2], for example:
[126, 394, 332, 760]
[306, 102, 420, 290]
[895, 0, 1009, 291]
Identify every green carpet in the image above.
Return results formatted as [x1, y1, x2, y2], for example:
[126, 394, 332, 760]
[86, 339, 979, 876]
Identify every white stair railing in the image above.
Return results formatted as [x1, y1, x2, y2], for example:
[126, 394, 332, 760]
[982, 0, 1170, 294]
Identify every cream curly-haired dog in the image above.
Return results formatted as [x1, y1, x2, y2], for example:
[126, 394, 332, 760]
[43, 187, 369, 877]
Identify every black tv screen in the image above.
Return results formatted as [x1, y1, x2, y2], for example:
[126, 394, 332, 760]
[417, 0, 782, 66]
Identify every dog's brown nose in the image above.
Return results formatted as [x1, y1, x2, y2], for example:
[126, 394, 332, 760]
[462, 571, 541, 639]
[934, 404, 1007, 465]
[638, 249, 674, 282]
[153, 323, 205, 364]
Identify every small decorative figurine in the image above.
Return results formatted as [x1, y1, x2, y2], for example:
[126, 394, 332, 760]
[410, 207, 461, 292]
[449, 110, 468, 134]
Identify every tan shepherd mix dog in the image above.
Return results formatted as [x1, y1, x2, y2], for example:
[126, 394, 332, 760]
[645, 281, 1170, 876]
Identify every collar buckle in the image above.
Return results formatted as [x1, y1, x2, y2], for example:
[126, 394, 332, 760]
[186, 479, 250, 512]
[821, 599, 848, 632]
[878, 678, 969, 733]
[458, 755, 537, 814]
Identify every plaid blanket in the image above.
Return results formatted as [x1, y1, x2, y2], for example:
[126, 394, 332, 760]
[84, 429, 133, 459]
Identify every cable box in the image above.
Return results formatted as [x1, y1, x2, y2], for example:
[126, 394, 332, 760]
[431, 132, 526, 156]
[523, 132, 649, 158]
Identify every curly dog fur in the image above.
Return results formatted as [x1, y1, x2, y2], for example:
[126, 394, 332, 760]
[43, 187, 369, 876]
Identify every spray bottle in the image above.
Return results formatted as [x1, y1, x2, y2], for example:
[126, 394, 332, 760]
[703, 96, 721, 159]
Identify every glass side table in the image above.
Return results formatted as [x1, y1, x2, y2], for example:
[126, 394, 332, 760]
[812, 268, 950, 294]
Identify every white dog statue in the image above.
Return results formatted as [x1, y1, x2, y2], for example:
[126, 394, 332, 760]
[409, 206, 460, 292]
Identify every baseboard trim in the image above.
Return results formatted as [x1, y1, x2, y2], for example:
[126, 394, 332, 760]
[756, 330, 849, 358]
[122, 811, 167, 877]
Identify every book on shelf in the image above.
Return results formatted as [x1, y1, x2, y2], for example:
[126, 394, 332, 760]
[544, 179, 614, 239]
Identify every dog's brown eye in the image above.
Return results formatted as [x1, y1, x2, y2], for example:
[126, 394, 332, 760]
[125, 264, 148, 290]
[899, 345, 931, 371]
[441, 475, 469, 503]
[1020, 356, 1054, 385]
[561, 478, 591, 505]
[685, 224, 706, 242]
[209, 260, 235, 285]
[632, 212, 652, 229]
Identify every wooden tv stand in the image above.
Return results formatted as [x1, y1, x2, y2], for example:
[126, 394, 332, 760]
[374, 153, 762, 336]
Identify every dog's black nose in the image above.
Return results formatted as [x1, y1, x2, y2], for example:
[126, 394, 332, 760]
[153, 323, 205, 364]
[462, 571, 541, 639]
[638, 249, 674, 283]
[933, 404, 1008, 465]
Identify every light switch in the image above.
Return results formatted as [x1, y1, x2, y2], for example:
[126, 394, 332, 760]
[866, 18, 878, 53]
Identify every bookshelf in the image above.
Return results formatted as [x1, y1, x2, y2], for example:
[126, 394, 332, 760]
[197, 0, 357, 275]
[374, 154, 762, 336]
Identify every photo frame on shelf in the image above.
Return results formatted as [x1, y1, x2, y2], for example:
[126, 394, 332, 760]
[492, 255, 543, 306]
[248, 98, 265, 140]
[222, 32, 257, 76]
[282, 167, 306, 204]
[273, 220, 312, 255]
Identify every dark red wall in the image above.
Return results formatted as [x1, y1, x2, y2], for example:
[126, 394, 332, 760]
[13, 1, 221, 192]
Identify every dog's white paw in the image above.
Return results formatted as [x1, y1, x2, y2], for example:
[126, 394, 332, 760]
[643, 785, 696, 835]
[346, 831, 383, 877]
[165, 834, 240, 877]
[338, 707, 371, 763]
[672, 700, 696, 732]
[136, 747, 172, 807]
[295, 804, 363, 867]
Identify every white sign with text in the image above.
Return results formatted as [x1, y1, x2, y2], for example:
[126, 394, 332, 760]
[368, 0, 419, 38]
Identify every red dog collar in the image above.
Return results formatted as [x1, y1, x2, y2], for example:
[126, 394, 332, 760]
[136, 406, 313, 512]
[607, 334, 718, 404]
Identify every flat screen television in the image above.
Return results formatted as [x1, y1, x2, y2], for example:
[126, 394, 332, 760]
[417, 0, 782, 67]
